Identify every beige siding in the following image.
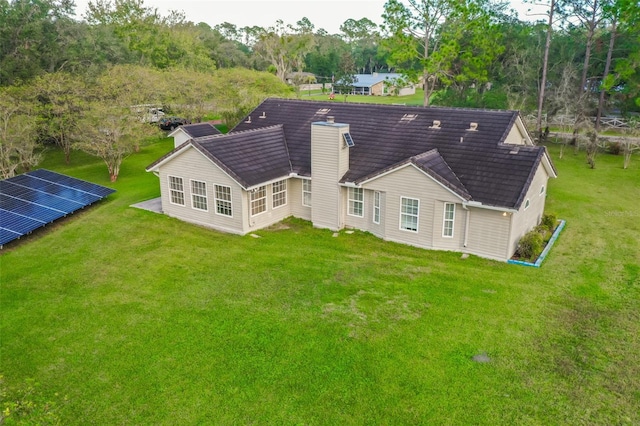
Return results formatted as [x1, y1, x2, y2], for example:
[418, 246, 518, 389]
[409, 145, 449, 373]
[288, 178, 312, 221]
[172, 130, 191, 148]
[158, 147, 245, 234]
[361, 165, 462, 250]
[504, 125, 526, 145]
[246, 179, 293, 232]
[503, 117, 533, 145]
[431, 200, 467, 251]
[310, 122, 350, 230]
[371, 81, 384, 96]
[466, 207, 512, 260]
[508, 163, 550, 256]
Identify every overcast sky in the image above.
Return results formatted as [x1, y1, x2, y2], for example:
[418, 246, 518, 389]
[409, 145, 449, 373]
[73, 0, 549, 35]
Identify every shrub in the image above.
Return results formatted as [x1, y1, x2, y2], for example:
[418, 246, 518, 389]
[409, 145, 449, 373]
[541, 213, 557, 232]
[518, 229, 544, 261]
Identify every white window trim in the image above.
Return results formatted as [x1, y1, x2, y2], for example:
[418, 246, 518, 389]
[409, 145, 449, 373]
[272, 179, 287, 209]
[442, 202, 455, 238]
[190, 179, 208, 212]
[302, 179, 311, 207]
[373, 191, 381, 224]
[214, 184, 233, 217]
[524, 198, 531, 210]
[250, 186, 267, 217]
[168, 175, 185, 206]
[347, 187, 364, 217]
[399, 196, 419, 233]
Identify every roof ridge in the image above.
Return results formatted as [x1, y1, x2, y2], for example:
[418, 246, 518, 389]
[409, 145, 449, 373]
[260, 97, 519, 113]
[410, 150, 471, 200]
[195, 124, 283, 142]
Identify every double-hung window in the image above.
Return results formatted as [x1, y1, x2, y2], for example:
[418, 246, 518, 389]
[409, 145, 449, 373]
[168, 176, 185, 206]
[443, 203, 455, 237]
[302, 180, 311, 207]
[214, 185, 232, 217]
[400, 197, 419, 232]
[251, 186, 267, 216]
[348, 187, 364, 217]
[373, 191, 381, 224]
[272, 180, 287, 208]
[191, 180, 208, 211]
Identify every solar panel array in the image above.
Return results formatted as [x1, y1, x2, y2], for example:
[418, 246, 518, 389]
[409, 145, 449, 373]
[0, 169, 115, 247]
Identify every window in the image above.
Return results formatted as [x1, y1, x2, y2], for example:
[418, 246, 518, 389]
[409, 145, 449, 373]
[190, 180, 208, 211]
[272, 180, 287, 208]
[168, 176, 185, 206]
[524, 198, 531, 210]
[540, 185, 545, 196]
[302, 180, 311, 207]
[443, 203, 455, 237]
[251, 186, 267, 216]
[373, 191, 381, 224]
[348, 187, 364, 217]
[214, 185, 232, 217]
[400, 197, 419, 232]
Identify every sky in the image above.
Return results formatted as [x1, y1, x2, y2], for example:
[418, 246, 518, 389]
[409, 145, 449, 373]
[73, 0, 550, 35]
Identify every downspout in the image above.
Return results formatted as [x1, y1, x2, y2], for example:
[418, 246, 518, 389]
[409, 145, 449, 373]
[462, 204, 470, 248]
[247, 189, 254, 231]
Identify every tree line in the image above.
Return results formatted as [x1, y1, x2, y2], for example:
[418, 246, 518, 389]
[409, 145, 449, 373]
[1, 0, 639, 178]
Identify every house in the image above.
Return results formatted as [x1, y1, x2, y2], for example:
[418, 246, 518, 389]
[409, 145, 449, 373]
[335, 73, 417, 96]
[146, 98, 557, 261]
[168, 122, 221, 148]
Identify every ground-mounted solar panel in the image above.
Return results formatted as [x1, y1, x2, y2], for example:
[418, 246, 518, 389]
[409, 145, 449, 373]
[0, 169, 115, 247]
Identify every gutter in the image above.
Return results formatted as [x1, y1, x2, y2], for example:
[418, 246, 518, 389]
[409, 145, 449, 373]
[463, 201, 517, 214]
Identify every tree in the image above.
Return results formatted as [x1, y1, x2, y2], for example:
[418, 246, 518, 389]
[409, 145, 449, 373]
[382, 0, 503, 106]
[71, 64, 163, 181]
[85, 0, 216, 71]
[535, 0, 560, 141]
[340, 18, 384, 74]
[334, 52, 357, 101]
[32, 72, 85, 163]
[254, 20, 315, 82]
[0, 0, 76, 85]
[0, 87, 40, 178]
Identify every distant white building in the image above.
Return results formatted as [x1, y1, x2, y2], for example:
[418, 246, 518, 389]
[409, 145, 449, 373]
[335, 73, 417, 96]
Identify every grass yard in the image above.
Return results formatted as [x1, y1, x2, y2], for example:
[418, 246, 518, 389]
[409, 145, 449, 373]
[1, 139, 639, 424]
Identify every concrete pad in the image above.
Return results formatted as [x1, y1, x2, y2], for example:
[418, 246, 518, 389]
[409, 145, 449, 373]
[130, 197, 162, 213]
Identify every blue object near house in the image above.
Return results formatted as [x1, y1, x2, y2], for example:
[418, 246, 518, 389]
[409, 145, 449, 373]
[508, 220, 566, 267]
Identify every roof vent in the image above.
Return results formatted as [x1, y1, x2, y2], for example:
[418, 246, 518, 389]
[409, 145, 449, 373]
[400, 113, 418, 122]
[430, 120, 441, 129]
[510, 146, 520, 154]
[259, 112, 266, 119]
[244, 116, 251, 124]
[460, 137, 464, 143]
[316, 108, 331, 115]
[327, 116, 335, 124]
[468, 122, 478, 131]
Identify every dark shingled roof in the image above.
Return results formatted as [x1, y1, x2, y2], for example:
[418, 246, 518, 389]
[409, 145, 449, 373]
[230, 98, 549, 209]
[180, 123, 221, 138]
[190, 125, 291, 188]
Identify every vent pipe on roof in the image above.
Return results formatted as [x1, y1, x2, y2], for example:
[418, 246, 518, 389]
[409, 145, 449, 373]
[430, 120, 441, 129]
[245, 116, 251, 123]
[460, 137, 464, 143]
[468, 122, 478, 131]
[327, 116, 335, 124]
[259, 112, 266, 118]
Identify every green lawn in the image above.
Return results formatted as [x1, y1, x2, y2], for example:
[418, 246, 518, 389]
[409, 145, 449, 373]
[1, 140, 639, 424]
